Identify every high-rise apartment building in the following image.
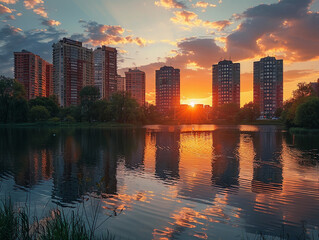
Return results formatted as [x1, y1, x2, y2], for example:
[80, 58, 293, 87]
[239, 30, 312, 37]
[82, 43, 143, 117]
[254, 56, 283, 117]
[93, 46, 117, 99]
[156, 66, 180, 113]
[52, 38, 94, 107]
[14, 50, 53, 100]
[116, 75, 126, 92]
[212, 60, 240, 108]
[125, 69, 145, 106]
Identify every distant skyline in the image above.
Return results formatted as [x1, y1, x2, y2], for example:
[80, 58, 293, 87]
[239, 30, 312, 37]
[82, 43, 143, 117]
[1, 0, 319, 106]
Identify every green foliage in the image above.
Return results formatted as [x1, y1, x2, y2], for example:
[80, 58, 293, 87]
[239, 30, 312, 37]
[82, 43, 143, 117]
[281, 82, 318, 128]
[65, 115, 76, 123]
[213, 103, 240, 123]
[237, 102, 260, 122]
[30, 105, 50, 122]
[295, 97, 319, 128]
[0, 76, 28, 123]
[0, 199, 114, 240]
[49, 117, 61, 123]
[80, 86, 101, 122]
[29, 96, 59, 117]
[109, 92, 141, 123]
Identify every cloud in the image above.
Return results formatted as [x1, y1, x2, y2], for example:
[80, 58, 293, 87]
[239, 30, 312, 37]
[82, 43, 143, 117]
[42, 19, 61, 26]
[155, 0, 186, 9]
[192, 1, 216, 10]
[226, 0, 319, 61]
[0, 24, 66, 76]
[5, 14, 15, 20]
[76, 20, 152, 47]
[33, 7, 47, 18]
[0, 0, 18, 3]
[24, 0, 43, 9]
[0, 3, 12, 14]
[171, 10, 232, 30]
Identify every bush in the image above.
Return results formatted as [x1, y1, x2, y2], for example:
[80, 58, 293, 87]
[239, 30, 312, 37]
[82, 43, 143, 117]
[49, 117, 61, 123]
[30, 105, 50, 122]
[295, 98, 319, 128]
[65, 115, 76, 123]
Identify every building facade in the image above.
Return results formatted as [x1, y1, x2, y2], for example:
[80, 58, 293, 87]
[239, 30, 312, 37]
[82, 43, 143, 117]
[125, 69, 145, 106]
[116, 75, 126, 92]
[52, 38, 94, 107]
[93, 46, 117, 99]
[212, 60, 240, 108]
[156, 66, 180, 113]
[254, 56, 283, 118]
[310, 79, 319, 96]
[14, 50, 53, 100]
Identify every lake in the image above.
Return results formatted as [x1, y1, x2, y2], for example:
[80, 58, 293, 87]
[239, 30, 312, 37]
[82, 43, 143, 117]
[0, 125, 319, 239]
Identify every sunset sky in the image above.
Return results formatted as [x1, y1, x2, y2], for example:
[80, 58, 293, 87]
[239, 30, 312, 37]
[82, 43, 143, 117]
[0, 0, 319, 106]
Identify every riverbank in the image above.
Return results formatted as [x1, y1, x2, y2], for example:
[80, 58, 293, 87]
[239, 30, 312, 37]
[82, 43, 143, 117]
[0, 121, 137, 129]
[0, 120, 284, 128]
[289, 127, 319, 135]
[0, 120, 284, 129]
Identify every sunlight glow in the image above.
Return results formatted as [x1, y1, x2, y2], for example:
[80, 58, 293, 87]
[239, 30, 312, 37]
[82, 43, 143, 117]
[190, 102, 195, 107]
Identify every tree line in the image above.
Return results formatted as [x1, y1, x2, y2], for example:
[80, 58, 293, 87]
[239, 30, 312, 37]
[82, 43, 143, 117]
[0, 76, 161, 124]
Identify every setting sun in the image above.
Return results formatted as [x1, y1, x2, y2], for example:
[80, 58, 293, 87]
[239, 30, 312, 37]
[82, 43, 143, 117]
[190, 102, 195, 107]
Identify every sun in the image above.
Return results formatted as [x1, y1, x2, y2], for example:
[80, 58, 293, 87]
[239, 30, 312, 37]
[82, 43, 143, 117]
[190, 102, 195, 107]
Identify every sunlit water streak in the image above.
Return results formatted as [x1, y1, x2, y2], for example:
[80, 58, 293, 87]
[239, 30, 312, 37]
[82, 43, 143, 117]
[0, 126, 319, 239]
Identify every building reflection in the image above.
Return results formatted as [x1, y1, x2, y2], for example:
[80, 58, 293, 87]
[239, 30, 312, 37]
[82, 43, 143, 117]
[251, 131, 283, 193]
[212, 130, 240, 189]
[155, 132, 180, 181]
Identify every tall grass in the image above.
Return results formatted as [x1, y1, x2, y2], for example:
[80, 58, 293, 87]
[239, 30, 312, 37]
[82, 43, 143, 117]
[0, 199, 114, 240]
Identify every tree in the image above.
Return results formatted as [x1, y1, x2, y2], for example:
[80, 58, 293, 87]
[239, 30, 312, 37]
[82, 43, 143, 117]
[293, 82, 315, 99]
[29, 96, 59, 117]
[295, 97, 319, 129]
[0, 76, 28, 123]
[237, 102, 260, 122]
[109, 92, 141, 123]
[80, 86, 100, 122]
[214, 103, 240, 123]
[30, 105, 50, 122]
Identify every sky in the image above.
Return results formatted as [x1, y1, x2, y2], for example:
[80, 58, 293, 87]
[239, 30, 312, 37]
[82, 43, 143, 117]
[0, 0, 319, 106]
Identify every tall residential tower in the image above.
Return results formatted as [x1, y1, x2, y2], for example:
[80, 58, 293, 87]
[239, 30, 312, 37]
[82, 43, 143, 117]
[125, 69, 145, 106]
[14, 50, 53, 100]
[93, 46, 117, 99]
[254, 56, 283, 118]
[156, 66, 180, 113]
[212, 60, 240, 108]
[52, 38, 94, 107]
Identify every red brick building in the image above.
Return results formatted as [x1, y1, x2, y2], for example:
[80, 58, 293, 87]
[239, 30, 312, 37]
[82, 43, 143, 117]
[14, 50, 53, 100]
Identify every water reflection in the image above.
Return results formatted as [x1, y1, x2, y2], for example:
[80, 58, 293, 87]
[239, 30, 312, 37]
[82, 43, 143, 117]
[251, 131, 283, 193]
[212, 130, 240, 189]
[0, 126, 319, 239]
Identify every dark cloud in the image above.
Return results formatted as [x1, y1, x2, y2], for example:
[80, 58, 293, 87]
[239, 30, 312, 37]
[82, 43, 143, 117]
[75, 20, 151, 47]
[0, 24, 66, 76]
[227, 0, 319, 61]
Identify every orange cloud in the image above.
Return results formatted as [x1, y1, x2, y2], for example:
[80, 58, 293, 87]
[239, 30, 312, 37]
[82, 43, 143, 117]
[24, 0, 43, 9]
[192, 1, 216, 9]
[42, 19, 61, 26]
[154, 0, 186, 9]
[171, 10, 232, 30]
[0, 3, 12, 14]
[33, 7, 47, 18]
[78, 21, 152, 47]
[0, 0, 18, 3]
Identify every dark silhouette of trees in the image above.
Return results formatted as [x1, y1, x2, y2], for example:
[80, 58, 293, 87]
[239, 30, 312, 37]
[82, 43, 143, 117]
[0, 76, 28, 123]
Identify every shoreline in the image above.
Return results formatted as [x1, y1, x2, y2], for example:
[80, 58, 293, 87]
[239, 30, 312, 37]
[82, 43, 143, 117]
[0, 120, 284, 128]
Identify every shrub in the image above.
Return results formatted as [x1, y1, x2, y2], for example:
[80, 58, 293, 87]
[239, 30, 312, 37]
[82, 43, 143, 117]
[30, 105, 50, 122]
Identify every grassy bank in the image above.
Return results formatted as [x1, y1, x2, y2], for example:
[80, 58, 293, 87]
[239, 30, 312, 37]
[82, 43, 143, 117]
[0, 121, 136, 129]
[0, 200, 114, 240]
[289, 127, 319, 135]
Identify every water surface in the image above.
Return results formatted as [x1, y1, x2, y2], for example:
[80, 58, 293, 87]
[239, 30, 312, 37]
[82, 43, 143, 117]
[0, 125, 319, 239]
